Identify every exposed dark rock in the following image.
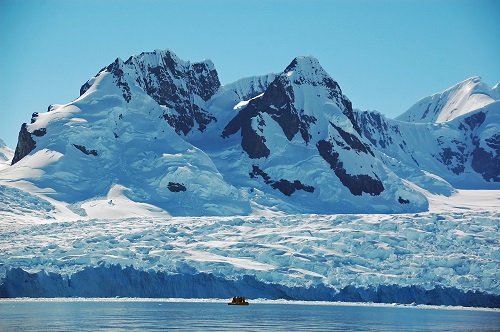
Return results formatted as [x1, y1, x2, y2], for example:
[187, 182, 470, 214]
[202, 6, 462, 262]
[167, 182, 187, 192]
[284, 57, 360, 135]
[330, 121, 373, 156]
[464, 111, 486, 131]
[223, 57, 365, 162]
[222, 73, 317, 158]
[271, 179, 314, 196]
[79, 50, 220, 136]
[421, 104, 432, 120]
[80, 66, 107, 96]
[222, 99, 259, 138]
[132, 51, 219, 135]
[30, 112, 39, 124]
[106, 59, 131, 103]
[398, 196, 410, 204]
[32, 128, 47, 137]
[317, 140, 384, 196]
[222, 107, 270, 159]
[439, 144, 466, 175]
[354, 110, 398, 149]
[189, 62, 220, 101]
[73, 144, 98, 156]
[80, 81, 92, 96]
[249, 165, 272, 184]
[249, 165, 314, 196]
[11, 123, 36, 165]
[471, 134, 500, 182]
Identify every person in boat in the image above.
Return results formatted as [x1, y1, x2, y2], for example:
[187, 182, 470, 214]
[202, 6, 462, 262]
[230, 296, 249, 304]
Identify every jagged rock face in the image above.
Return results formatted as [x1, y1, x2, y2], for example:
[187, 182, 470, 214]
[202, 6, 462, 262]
[81, 50, 220, 135]
[355, 111, 403, 149]
[249, 165, 314, 196]
[283, 57, 360, 134]
[222, 73, 316, 159]
[222, 57, 358, 158]
[11, 123, 37, 165]
[316, 139, 384, 196]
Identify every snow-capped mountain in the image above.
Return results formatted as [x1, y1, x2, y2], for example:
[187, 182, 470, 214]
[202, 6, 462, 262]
[356, 77, 500, 188]
[4, 49, 427, 215]
[214, 56, 426, 213]
[79, 50, 220, 136]
[8, 50, 249, 216]
[396, 77, 500, 124]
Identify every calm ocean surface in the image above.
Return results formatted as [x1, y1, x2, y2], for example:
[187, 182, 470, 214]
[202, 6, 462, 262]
[0, 299, 498, 331]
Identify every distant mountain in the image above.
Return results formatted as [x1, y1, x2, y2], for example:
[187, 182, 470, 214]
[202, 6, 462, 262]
[356, 77, 500, 188]
[2, 49, 498, 216]
[396, 76, 500, 124]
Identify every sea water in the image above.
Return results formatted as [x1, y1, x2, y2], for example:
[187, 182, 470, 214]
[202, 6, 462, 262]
[0, 299, 498, 331]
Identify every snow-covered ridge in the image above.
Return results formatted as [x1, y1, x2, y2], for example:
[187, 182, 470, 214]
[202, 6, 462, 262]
[356, 96, 500, 188]
[396, 76, 500, 124]
[80, 49, 220, 136]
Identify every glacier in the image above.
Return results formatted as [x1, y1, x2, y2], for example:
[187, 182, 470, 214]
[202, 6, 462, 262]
[0, 188, 498, 307]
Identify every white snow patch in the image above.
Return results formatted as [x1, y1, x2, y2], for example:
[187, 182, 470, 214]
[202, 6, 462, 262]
[233, 93, 264, 110]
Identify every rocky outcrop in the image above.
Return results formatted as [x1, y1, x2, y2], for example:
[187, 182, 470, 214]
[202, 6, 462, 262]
[11, 123, 37, 165]
[317, 140, 384, 196]
[249, 165, 314, 196]
[167, 182, 186, 192]
[471, 138, 500, 182]
[73, 144, 98, 156]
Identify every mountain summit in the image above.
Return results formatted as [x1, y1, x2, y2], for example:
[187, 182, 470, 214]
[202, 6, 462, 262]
[396, 76, 500, 124]
[4, 50, 499, 216]
[80, 49, 220, 135]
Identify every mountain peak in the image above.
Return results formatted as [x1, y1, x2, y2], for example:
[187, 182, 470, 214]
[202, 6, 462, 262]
[397, 76, 499, 124]
[285, 56, 321, 70]
[283, 56, 329, 81]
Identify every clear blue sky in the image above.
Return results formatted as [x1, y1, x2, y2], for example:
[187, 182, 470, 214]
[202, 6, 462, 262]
[1, 0, 499, 148]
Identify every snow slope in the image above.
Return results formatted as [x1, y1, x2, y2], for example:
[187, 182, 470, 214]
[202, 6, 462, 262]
[0, 139, 13, 171]
[396, 77, 500, 124]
